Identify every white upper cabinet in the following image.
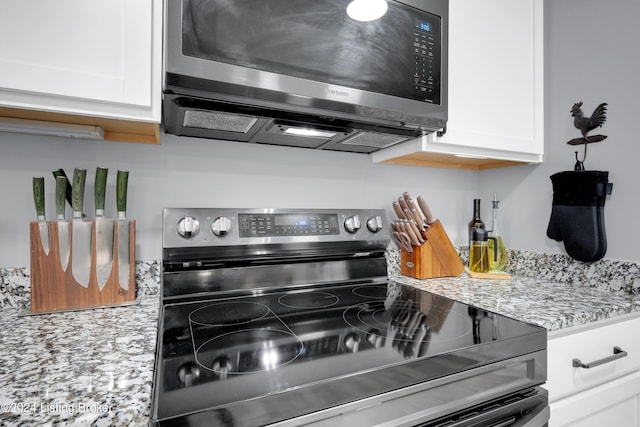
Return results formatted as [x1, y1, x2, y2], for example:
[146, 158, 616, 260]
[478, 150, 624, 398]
[373, 0, 544, 170]
[0, 0, 161, 143]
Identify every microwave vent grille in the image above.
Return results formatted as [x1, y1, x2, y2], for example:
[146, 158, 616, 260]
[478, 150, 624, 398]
[183, 110, 259, 134]
[340, 132, 409, 149]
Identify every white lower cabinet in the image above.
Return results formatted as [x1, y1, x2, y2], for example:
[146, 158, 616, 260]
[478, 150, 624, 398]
[550, 371, 640, 426]
[546, 314, 640, 426]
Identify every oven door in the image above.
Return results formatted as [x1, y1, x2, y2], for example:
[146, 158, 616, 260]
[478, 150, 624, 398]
[267, 349, 548, 427]
[277, 387, 549, 427]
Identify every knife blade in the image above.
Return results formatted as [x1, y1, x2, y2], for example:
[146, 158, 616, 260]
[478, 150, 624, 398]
[32, 177, 50, 255]
[417, 196, 437, 225]
[95, 167, 115, 291]
[55, 176, 70, 271]
[71, 168, 92, 288]
[116, 170, 131, 291]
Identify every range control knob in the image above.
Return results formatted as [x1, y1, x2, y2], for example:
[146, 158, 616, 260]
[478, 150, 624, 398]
[366, 216, 383, 233]
[212, 216, 232, 237]
[177, 216, 200, 238]
[177, 362, 201, 387]
[343, 215, 361, 234]
[211, 356, 233, 379]
[344, 332, 361, 352]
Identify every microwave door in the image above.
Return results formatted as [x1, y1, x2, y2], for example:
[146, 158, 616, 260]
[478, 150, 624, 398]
[178, 0, 442, 105]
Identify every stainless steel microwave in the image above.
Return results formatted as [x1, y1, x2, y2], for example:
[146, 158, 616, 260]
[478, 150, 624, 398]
[163, 0, 448, 154]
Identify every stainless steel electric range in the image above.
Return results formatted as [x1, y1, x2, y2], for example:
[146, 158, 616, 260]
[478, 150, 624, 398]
[151, 208, 549, 426]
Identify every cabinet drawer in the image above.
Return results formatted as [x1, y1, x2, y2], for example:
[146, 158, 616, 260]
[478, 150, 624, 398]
[549, 370, 640, 427]
[547, 315, 640, 402]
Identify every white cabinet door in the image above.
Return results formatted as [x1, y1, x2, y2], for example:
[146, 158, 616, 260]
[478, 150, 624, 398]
[431, 0, 543, 159]
[0, 0, 160, 123]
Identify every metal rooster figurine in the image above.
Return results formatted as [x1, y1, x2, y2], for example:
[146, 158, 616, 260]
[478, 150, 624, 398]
[568, 101, 607, 170]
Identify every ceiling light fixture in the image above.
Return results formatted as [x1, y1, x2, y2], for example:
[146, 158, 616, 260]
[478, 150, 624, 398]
[346, 0, 388, 22]
[0, 117, 104, 140]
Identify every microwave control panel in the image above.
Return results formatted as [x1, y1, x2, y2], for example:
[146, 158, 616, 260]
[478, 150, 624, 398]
[413, 14, 442, 104]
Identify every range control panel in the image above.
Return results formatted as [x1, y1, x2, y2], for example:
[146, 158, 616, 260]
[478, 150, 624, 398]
[163, 208, 389, 248]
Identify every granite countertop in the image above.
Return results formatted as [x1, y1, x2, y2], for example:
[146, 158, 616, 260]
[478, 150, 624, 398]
[2, 263, 640, 425]
[391, 273, 640, 331]
[0, 297, 158, 427]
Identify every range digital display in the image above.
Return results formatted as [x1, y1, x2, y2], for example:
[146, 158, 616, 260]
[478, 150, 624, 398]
[239, 213, 340, 237]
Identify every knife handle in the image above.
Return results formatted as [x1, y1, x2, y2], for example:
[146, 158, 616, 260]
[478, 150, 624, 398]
[402, 208, 416, 224]
[116, 170, 129, 218]
[55, 176, 67, 218]
[408, 199, 426, 224]
[33, 177, 45, 219]
[402, 220, 422, 246]
[411, 208, 425, 231]
[95, 167, 108, 215]
[417, 196, 437, 224]
[398, 197, 410, 214]
[392, 202, 405, 220]
[52, 169, 73, 208]
[407, 219, 425, 244]
[72, 168, 87, 217]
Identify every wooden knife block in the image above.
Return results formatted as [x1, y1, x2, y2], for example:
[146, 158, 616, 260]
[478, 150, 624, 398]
[29, 220, 136, 314]
[400, 220, 464, 279]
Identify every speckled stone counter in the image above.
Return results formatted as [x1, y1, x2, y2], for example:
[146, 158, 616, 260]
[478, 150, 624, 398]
[0, 297, 158, 427]
[391, 274, 640, 331]
[386, 247, 640, 330]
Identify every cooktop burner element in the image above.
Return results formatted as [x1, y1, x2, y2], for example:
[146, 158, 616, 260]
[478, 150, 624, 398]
[189, 301, 271, 326]
[278, 291, 340, 309]
[152, 208, 548, 426]
[352, 284, 389, 299]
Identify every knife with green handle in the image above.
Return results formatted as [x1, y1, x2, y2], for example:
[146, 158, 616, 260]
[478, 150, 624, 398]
[71, 168, 92, 288]
[32, 177, 50, 255]
[52, 169, 73, 207]
[117, 170, 131, 291]
[95, 167, 115, 291]
[56, 176, 70, 271]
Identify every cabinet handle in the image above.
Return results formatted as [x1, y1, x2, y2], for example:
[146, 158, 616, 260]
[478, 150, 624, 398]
[572, 346, 628, 369]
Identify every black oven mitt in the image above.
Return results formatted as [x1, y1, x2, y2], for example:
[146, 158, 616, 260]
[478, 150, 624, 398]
[546, 170, 612, 262]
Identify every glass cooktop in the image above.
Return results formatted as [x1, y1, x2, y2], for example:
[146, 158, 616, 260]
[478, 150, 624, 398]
[152, 281, 545, 425]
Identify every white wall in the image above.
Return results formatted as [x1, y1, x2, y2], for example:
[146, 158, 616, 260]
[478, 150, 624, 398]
[477, 0, 640, 262]
[0, 132, 477, 267]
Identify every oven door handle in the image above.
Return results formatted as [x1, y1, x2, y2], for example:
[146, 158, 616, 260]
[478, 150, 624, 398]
[572, 346, 628, 369]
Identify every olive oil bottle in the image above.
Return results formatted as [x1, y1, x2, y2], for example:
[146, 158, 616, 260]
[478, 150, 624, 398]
[488, 195, 508, 272]
[469, 227, 491, 273]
